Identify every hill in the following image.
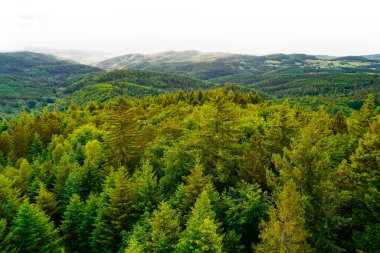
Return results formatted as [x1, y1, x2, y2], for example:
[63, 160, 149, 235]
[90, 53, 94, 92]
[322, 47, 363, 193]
[0, 51, 100, 118]
[96, 51, 380, 81]
[56, 69, 213, 107]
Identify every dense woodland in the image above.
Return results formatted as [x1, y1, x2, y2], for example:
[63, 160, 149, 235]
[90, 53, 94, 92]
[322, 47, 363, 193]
[0, 87, 378, 252]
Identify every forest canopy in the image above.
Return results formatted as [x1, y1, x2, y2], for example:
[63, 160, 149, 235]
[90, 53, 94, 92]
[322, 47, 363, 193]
[0, 88, 378, 252]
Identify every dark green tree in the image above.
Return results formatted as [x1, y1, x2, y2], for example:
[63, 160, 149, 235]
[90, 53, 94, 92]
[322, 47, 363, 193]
[7, 202, 61, 253]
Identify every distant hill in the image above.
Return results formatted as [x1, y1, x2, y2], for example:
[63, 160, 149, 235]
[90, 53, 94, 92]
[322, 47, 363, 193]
[57, 69, 213, 107]
[363, 54, 380, 61]
[0, 51, 100, 118]
[96, 51, 380, 81]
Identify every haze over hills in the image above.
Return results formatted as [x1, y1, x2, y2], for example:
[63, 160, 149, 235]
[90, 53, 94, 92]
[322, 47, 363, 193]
[95, 50, 380, 80]
[0, 50, 379, 119]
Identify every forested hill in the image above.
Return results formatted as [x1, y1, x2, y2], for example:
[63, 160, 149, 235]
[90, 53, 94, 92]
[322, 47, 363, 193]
[0, 51, 100, 118]
[95, 50, 380, 80]
[0, 88, 378, 252]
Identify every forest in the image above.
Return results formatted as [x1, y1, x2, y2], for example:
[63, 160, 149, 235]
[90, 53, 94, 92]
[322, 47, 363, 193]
[0, 87, 378, 252]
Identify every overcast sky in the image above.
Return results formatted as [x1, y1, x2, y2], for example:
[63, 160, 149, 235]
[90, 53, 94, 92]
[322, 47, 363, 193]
[1, 0, 379, 56]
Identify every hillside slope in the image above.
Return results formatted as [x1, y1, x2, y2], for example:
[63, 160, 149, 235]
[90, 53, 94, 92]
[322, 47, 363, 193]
[0, 51, 100, 118]
[96, 51, 380, 80]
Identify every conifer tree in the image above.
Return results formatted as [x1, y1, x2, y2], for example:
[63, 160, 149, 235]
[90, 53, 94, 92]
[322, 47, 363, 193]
[273, 112, 343, 252]
[125, 236, 143, 253]
[91, 169, 134, 252]
[0, 131, 13, 156]
[238, 130, 269, 187]
[265, 101, 298, 156]
[150, 201, 181, 252]
[7, 201, 61, 253]
[223, 182, 271, 249]
[331, 110, 348, 135]
[133, 160, 160, 215]
[105, 98, 142, 167]
[349, 94, 376, 140]
[35, 186, 58, 218]
[175, 190, 224, 252]
[78, 194, 102, 252]
[255, 180, 311, 253]
[27, 133, 44, 161]
[0, 174, 21, 223]
[61, 194, 84, 252]
[180, 161, 214, 213]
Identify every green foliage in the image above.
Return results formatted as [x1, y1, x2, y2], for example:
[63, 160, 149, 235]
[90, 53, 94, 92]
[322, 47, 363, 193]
[7, 201, 61, 253]
[255, 180, 311, 253]
[0, 88, 378, 252]
[175, 190, 224, 253]
[223, 182, 271, 249]
[150, 201, 181, 252]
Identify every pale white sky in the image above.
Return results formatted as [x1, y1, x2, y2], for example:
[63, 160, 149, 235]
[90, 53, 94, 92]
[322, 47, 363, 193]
[1, 0, 379, 56]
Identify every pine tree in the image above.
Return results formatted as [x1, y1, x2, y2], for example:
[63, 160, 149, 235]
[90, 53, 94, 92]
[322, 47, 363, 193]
[0, 131, 13, 156]
[133, 160, 160, 215]
[349, 94, 376, 140]
[78, 194, 102, 252]
[125, 236, 143, 253]
[272, 112, 343, 252]
[255, 180, 311, 253]
[91, 169, 134, 252]
[331, 110, 348, 135]
[238, 130, 269, 187]
[180, 161, 213, 213]
[175, 190, 224, 252]
[105, 98, 143, 167]
[7, 201, 61, 253]
[35, 186, 58, 218]
[150, 201, 181, 252]
[223, 182, 271, 249]
[61, 194, 84, 252]
[27, 133, 44, 161]
[349, 117, 380, 252]
[0, 174, 21, 224]
[265, 101, 298, 156]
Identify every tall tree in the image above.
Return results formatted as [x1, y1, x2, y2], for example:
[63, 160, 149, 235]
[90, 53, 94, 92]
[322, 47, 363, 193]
[61, 194, 84, 252]
[133, 160, 160, 215]
[175, 190, 224, 253]
[7, 202, 61, 253]
[238, 130, 270, 187]
[255, 180, 311, 253]
[273, 112, 344, 252]
[150, 201, 181, 252]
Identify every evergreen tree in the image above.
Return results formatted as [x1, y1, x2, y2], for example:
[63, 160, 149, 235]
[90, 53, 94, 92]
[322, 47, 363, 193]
[35, 186, 58, 218]
[331, 110, 348, 135]
[223, 181, 271, 249]
[180, 160, 214, 213]
[349, 94, 376, 140]
[273, 112, 344, 252]
[61, 194, 84, 252]
[150, 201, 181, 252]
[105, 98, 143, 167]
[0, 175, 21, 224]
[91, 168, 134, 252]
[125, 236, 143, 253]
[7, 201, 61, 253]
[238, 130, 269, 187]
[27, 133, 44, 161]
[78, 194, 102, 252]
[133, 160, 160, 215]
[255, 180, 311, 253]
[175, 190, 224, 253]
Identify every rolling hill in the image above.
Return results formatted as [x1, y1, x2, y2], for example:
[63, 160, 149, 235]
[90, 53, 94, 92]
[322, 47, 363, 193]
[95, 50, 380, 81]
[0, 51, 100, 118]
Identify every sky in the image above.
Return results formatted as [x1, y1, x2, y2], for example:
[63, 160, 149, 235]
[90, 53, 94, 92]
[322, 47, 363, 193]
[1, 0, 380, 56]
